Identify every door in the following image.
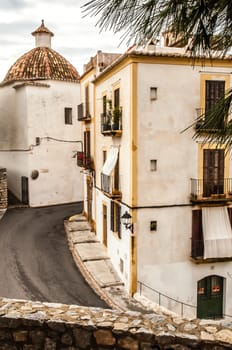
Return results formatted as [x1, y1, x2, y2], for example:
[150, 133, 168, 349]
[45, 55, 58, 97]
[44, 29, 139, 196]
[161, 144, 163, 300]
[203, 149, 224, 197]
[102, 204, 107, 247]
[197, 275, 224, 319]
[21, 176, 29, 205]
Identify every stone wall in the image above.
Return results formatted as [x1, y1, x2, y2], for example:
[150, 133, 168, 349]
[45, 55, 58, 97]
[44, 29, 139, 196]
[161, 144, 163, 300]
[0, 298, 232, 349]
[0, 168, 7, 209]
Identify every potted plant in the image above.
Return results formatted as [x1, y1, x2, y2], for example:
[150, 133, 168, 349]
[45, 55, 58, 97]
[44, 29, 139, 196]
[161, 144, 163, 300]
[112, 106, 121, 130]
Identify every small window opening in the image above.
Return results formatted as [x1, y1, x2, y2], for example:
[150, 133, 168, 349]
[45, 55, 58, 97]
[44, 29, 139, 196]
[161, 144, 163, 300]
[150, 87, 157, 100]
[65, 108, 73, 124]
[150, 159, 157, 171]
[150, 221, 157, 231]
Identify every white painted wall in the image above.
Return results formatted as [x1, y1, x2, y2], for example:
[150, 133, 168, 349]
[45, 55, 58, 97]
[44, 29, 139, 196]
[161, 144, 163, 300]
[94, 65, 132, 289]
[0, 80, 83, 206]
[136, 61, 232, 317]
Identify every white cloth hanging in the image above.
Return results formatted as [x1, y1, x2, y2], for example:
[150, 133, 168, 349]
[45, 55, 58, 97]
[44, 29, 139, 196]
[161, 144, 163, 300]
[102, 147, 118, 176]
[202, 206, 232, 259]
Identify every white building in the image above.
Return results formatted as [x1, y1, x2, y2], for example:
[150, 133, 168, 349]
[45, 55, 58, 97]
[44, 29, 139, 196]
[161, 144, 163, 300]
[85, 39, 232, 319]
[0, 21, 83, 206]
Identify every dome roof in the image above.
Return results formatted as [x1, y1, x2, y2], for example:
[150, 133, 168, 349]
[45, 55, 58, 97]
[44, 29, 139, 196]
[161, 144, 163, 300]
[2, 21, 80, 85]
[3, 47, 80, 84]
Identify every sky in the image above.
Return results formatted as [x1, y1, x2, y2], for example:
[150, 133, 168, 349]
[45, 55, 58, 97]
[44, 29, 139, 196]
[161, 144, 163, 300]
[0, 0, 127, 81]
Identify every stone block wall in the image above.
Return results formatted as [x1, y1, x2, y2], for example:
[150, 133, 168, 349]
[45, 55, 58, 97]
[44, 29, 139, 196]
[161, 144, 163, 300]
[0, 168, 7, 209]
[0, 298, 232, 349]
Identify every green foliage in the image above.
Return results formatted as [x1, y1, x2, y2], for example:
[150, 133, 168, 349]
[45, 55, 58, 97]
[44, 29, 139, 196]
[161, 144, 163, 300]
[83, 0, 232, 57]
[193, 88, 232, 150]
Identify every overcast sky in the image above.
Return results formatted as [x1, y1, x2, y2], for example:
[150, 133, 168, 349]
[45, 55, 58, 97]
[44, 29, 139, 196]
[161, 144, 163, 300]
[0, 0, 127, 81]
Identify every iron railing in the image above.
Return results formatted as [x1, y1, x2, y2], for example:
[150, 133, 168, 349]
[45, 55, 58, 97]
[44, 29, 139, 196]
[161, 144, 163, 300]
[77, 103, 91, 121]
[101, 107, 122, 134]
[76, 151, 92, 169]
[138, 281, 232, 319]
[190, 178, 232, 200]
[101, 173, 121, 197]
[137, 281, 196, 318]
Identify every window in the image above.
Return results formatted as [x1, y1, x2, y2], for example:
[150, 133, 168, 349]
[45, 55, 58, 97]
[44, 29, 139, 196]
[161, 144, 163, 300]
[85, 85, 90, 118]
[110, 201, 121, 238]
[103, 95, 107, 115]
[205, 80, 225, 113]
[65, 108, 72, 124]
[150, 221, 157, 231]
[150, 159, 157, 171]
[192, 207, 232, 259]
[84, 130, 91, 168]
[203, 149, 224, 197]
[103, 150, 107, 165]
[114, 88, 120, 108]
[150, 87, 157, 100]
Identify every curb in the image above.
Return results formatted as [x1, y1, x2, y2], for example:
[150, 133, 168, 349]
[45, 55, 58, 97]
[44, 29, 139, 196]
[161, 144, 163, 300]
[64, 221, 125, 311]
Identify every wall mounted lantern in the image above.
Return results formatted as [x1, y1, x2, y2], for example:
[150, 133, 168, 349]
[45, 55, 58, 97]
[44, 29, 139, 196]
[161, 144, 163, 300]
[121, 210, 134, 234]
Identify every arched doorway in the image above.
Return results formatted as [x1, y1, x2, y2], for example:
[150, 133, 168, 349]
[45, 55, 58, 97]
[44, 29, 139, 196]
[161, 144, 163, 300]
[197, 275, 224, 319]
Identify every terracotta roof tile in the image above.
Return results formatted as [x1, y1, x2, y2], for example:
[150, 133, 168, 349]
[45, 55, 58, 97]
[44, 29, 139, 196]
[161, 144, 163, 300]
[2, 47, 80, 84]
[31, 19, 54, 37]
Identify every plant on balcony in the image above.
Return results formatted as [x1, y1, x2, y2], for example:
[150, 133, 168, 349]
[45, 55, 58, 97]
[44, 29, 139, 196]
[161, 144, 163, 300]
[112, 106, 121, 130]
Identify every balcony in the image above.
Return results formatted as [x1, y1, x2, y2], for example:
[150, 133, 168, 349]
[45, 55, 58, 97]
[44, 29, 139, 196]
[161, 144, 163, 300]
[191, 239, 232, 263]
[78, 103, 91, 122]
[190, 178, 232, 203]
[195, 108, 225, 132]
[101, 107, 122, 137]
[76, 151, 93, 169]
[101, 173, 121, 198]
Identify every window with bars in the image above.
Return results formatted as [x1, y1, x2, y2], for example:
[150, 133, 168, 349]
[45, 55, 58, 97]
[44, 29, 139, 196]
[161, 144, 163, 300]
[110, 201, 121, 238]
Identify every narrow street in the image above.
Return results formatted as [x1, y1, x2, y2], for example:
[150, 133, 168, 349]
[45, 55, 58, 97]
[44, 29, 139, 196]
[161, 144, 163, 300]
[0, 203, 107, 308]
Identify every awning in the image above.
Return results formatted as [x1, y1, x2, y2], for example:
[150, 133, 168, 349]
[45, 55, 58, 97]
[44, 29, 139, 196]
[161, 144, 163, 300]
[202, 206, 232, 259]
[102, 147, 118, 176]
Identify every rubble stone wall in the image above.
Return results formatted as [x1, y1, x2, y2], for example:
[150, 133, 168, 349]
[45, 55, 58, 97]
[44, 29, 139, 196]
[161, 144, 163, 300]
[0, 168, 7, 209]
[0, 298, 232, 349]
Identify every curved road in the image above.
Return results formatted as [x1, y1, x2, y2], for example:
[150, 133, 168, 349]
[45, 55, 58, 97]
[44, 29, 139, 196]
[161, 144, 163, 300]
[0, 203, 107, 308]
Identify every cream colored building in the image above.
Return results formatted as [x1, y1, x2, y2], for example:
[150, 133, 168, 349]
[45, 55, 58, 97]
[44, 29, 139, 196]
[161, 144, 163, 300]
[84, 40, 232, 319]
[0, 21, 83, 206]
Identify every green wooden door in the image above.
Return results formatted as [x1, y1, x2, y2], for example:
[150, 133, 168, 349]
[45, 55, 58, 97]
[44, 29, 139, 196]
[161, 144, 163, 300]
[197, 275, 223, 319]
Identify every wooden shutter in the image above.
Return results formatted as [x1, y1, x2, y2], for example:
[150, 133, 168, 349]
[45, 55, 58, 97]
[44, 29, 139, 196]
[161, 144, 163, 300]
[203, 149, 224, 196]
[116, 203, 121, 238]
[103, 95, 107, 115]
[114, 157, 119, 191]
[84, 131, 91, 168]
[205, 80, 225, 113]
[110, 200, 114, 232]
[114, 88, 120, 108]
[192, 210, 203, 258]
[85, 85, 89, 117]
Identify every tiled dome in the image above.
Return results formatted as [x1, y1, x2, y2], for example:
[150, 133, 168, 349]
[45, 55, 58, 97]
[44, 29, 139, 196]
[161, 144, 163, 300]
[3, 47, 80, 84]
[2, 21, 80, 84]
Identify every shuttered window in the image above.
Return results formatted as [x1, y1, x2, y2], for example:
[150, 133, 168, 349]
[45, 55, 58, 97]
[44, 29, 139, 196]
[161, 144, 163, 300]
[85, 85, 90, 117]
[205, 80, 225, 113]
[192, 210, 204, 258]
[114, 88, 120, 108]
[192, 208, 232, 259]
[203, 149, 224, 197]
[110, 200, 121, 238]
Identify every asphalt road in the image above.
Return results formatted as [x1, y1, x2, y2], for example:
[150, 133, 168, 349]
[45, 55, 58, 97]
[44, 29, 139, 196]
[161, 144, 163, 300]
[0, 203, 107, 308]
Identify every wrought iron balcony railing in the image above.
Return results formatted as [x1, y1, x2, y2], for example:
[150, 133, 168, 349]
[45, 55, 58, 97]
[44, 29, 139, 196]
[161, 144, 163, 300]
[190, 178, 232, 202]
[195, 108, 225, 131]
[101, 107, 122, 136]
[76, 151, 92, 169]
[77, 103, 91, 121]
[101, 173, 121, 198]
